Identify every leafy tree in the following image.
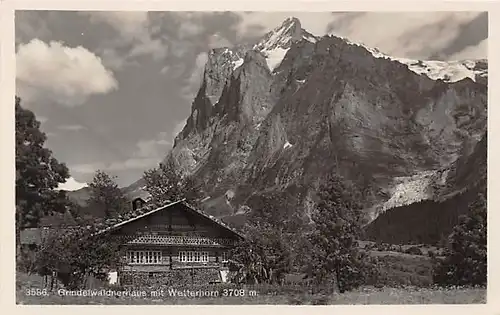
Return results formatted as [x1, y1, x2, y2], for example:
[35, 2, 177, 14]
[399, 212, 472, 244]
[229, 192, 305, 284]
[143, 159, 202, 206]
[88, 170, 128, 218]
[15, 96, 70, 229]
[307, 173, 376, 292]
[432, 192, 487, 287]
[180, 173, 204, 207]
[34, 226, 124, 289]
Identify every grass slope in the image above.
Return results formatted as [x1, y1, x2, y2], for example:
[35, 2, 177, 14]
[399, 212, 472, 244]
[16, 270, 485, 305]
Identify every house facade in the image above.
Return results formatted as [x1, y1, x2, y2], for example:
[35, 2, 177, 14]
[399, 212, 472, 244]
[102, 199, 244, 286]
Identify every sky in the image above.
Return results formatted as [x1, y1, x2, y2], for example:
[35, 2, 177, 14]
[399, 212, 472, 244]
[15, 11, 488, 189]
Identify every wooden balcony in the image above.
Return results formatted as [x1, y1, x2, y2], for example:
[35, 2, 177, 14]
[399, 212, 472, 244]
[126, 234, 235, 247]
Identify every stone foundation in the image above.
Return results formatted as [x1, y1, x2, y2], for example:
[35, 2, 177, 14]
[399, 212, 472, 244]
[120, 268, 221, 288]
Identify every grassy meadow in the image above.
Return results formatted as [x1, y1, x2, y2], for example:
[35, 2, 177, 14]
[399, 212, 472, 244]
[16, 271, 486, 305]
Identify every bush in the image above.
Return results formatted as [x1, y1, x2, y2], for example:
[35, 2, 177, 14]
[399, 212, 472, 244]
[432, 193, 486, 287]
[33, 227, 123, 290]
[405, 246, 423, 255]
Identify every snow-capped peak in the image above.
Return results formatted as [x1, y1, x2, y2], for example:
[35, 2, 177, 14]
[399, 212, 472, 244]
[254, 17, 318, 51]
[254, 17, 318, 73]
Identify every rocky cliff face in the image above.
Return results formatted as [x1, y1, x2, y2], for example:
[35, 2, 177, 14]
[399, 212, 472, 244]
[142, 17, 487, 225]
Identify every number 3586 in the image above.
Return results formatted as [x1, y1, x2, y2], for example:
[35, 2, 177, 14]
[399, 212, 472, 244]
[25, 288, 49, 296]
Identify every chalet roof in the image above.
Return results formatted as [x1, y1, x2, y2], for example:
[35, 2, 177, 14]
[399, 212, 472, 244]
[182, 200, 245, 239]
[97, 199, 245, 239]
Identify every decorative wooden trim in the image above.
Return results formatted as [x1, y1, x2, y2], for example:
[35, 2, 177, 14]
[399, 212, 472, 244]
[127, 234, 235, 246]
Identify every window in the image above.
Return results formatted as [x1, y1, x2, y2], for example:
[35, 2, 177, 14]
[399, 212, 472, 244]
[178, 251, 209, 263]
[179, 251, 186, 262]
[127, 250, 162, 264]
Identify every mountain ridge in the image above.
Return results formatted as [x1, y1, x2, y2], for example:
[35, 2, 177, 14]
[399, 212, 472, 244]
[122, 17, 487, 237]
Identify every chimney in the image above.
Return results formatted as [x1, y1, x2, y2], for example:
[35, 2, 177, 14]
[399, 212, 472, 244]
[132, 197, 146, 211]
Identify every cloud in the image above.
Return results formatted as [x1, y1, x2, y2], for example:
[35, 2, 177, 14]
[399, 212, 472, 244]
[85, 11, 149, 40]
[233, 12, 486, 60]
[208, 33, 233, 49]
[326, 12, 485, 59]
[57, 124, 87, 131]
[135, 138, 171, 158]
[69, 130, 174, 175]
[234, 12, 336, 37]
[71, 163, 105, 174]
[178, 19, 205, 39]
[56, 177, 88, 191]
[106, 158, 160, 171]
[16, 39, 118, 106]
[83, 11, 168, 66]
[169, 12, 217, 39]
[15, 11, 53, 45]
[104, 118, 188, 172]
[171, 120, 186, 141]
[37, 116, 48, 124]
[160, 65, 170, 74]
[182, 52, 208, 99]
[448, 38, 487, 60]
[105, 131, 174, 172]
[98, 47, 137, 70]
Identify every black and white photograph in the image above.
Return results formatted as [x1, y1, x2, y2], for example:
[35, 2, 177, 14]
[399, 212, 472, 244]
[6, 4, 491, 306]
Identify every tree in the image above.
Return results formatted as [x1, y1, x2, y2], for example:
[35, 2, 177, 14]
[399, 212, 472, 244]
[15, 96, 70, 230]
[307, 173, 376, 293]
[143, 158, 203, 206]
[182, 175, 204, 206]
[33, 226, 124, 289]
[88, 170, 128, 219]
[432, 192, 487, 287]
[229, 192, 304, 284]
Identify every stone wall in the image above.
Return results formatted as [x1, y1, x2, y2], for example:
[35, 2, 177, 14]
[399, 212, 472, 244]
[120, 268, 221, 288]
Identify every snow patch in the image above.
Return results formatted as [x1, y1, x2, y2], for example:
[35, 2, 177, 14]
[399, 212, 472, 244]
[303, 32, 318, 43]
[233, 58, 244, 70]
[253, 17, 317, 73]
[381, 171, 436, 212]
[262, 47, 289, 72]
[255, 19, 295, 51]
[296, 79, 305, 83]
[283, 141, 293, 149]
[399, 59, 477, 82]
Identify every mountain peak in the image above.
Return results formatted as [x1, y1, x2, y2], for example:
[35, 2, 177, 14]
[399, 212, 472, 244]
[282, 16, 302, 30]
[254, 17, 315, 52]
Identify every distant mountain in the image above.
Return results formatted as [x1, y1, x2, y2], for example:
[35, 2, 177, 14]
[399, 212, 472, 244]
[124, 17, 487, 243]
[66, 183, 147, 207]
[66, 186, 91, 207]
